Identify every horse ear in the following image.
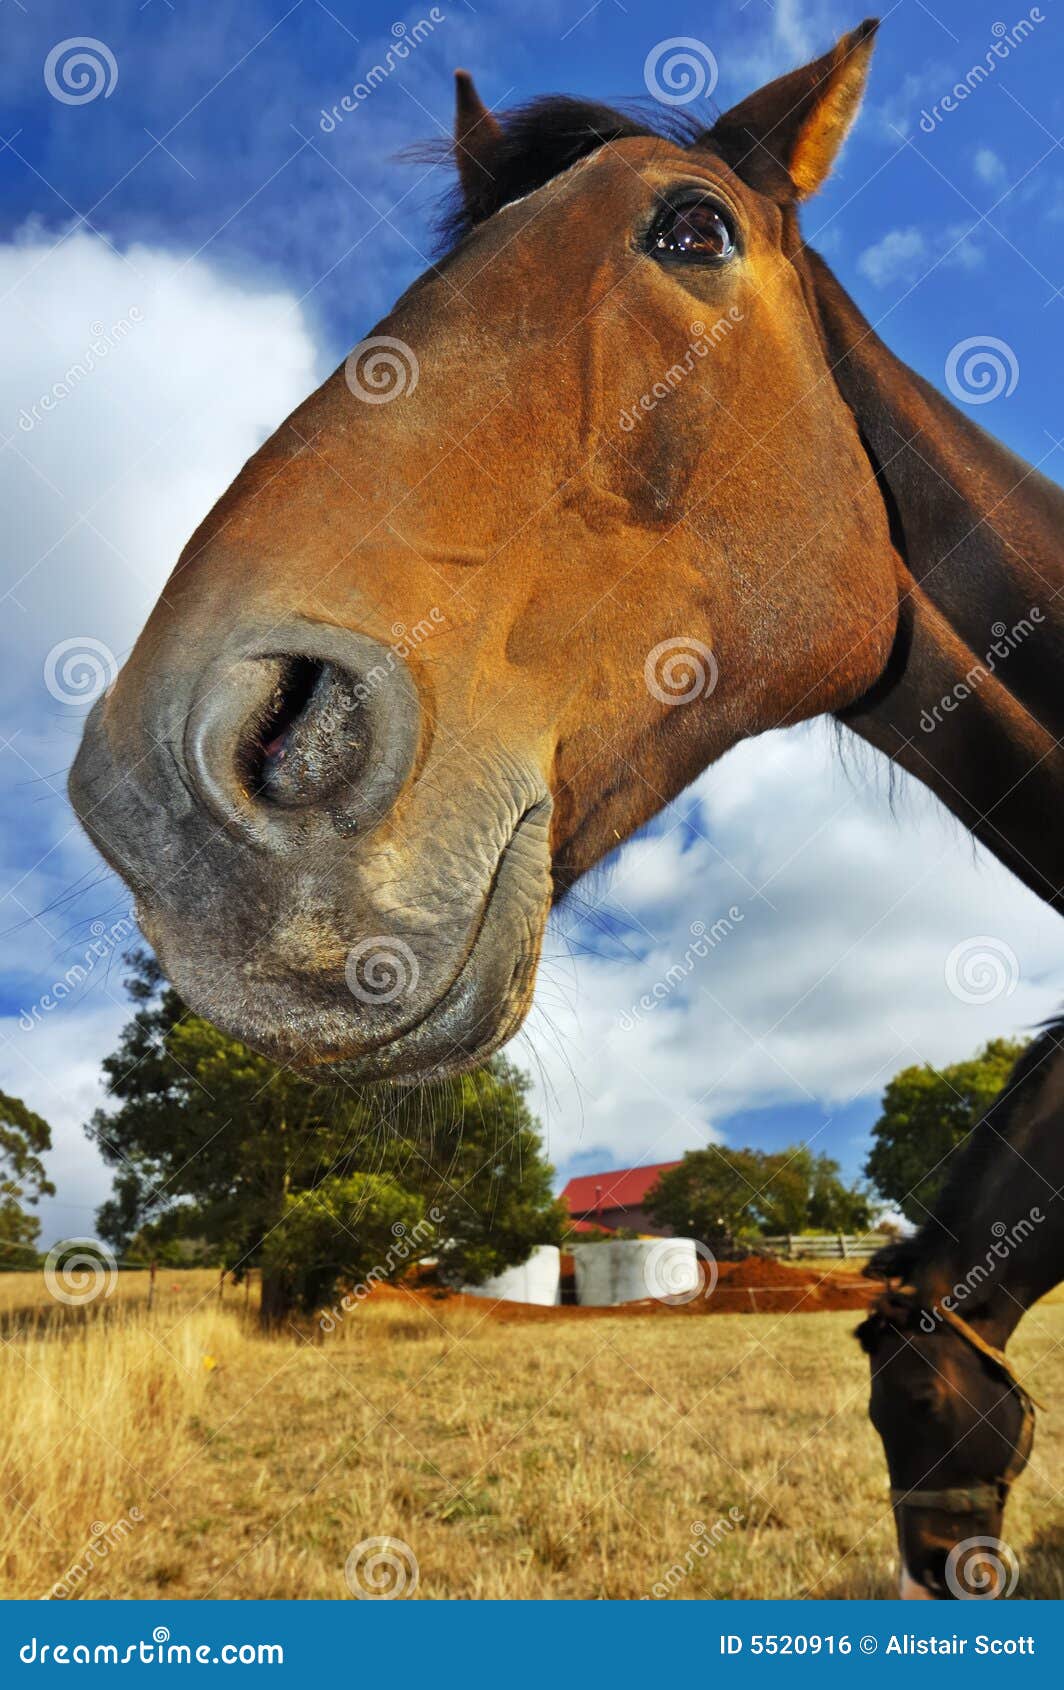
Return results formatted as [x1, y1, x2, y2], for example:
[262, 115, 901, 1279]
[454, 70, 503, 211]
[708, 19, 877, 201]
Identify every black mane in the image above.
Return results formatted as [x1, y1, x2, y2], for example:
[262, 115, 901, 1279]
[413, 94, 714, 254]
[866, 1013, 1064, 1284]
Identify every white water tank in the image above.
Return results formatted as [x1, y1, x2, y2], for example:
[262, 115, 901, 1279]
[572, 1238, 701, 1306]
[461, 1244, 561, 1305]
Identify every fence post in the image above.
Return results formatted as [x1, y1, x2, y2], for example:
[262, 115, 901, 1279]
[786, 1234, 794, 1260]
[838, 1233, 848, 1259]
[218, 1266, 225, 1304]
[147, 1257, 156, 1311]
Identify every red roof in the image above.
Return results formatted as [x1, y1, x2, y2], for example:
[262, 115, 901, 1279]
[561, 1162, 680, 1217]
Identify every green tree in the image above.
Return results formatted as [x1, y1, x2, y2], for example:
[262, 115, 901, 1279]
[646, 1144, 874, 1246]
[0, 1089, 54, 1267]
[864, 1038, 1025, 1225]
[89, 953, 563, 1324]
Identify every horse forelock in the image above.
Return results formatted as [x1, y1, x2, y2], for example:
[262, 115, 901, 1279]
[410, 94, 717, 255]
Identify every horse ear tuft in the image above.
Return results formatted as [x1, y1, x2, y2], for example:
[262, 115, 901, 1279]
[454, 70, 503, 212]
[708, 19, 878, 201]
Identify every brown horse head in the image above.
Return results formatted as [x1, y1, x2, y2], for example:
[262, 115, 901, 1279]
[856, 1291, 1034, 1599]
[70, 22, 901, 1080]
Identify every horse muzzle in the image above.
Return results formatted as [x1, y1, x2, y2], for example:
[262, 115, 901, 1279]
[68, 616, 553, 1079]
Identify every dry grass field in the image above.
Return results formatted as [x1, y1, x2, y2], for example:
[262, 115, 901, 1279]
[2, 1269, 1063, 1601]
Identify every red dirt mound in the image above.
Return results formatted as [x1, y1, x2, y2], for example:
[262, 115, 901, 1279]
[372, 1255, 872, 1321]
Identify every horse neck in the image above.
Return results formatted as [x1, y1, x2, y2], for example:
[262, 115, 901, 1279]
[903, 1024, 1064, 1346]
[802, 250, 1064, 913]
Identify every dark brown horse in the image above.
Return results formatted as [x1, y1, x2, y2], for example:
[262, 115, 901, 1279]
[858, 1022, 1064, 1598]
[68, 18, 1064, 1081]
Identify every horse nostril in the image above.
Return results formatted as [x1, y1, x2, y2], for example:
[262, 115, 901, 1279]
[241, 657, 368, 809]
[182, 623, 420, 849]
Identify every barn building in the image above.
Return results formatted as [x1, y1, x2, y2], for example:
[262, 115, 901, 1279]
[560, 1162, 680, 1237]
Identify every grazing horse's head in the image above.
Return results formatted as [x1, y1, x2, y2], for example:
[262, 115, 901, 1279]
[856, 1293, 1035, 1599]
[70, 22, 900, 1080]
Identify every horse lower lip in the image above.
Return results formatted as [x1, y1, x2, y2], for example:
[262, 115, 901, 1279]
[319, 797, 550, 1077]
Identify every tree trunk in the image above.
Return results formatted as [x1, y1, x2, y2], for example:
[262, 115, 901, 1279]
[258, 1267, 295, 1331]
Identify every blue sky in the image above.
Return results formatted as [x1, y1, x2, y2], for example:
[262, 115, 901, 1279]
[2, 0, 1063, 1247]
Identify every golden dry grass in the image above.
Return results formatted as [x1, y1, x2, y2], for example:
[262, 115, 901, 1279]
[2, 1271, 1063, 1600]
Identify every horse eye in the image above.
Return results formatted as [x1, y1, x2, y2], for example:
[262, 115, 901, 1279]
[649, 200, 736, 263]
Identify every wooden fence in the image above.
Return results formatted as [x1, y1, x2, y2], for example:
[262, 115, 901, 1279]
[760, 1233, 885, 1260]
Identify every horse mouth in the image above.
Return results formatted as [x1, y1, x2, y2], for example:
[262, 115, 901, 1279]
[302, 795, 553, 1083]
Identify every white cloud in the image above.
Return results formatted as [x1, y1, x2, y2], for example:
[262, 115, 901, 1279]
[0, 226, 322, 1250]
[1, 224, 322, 650]
[856, 225, 927, 287]
[520, 724, 1064, 1179]
[974, 146, 1006, 185]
